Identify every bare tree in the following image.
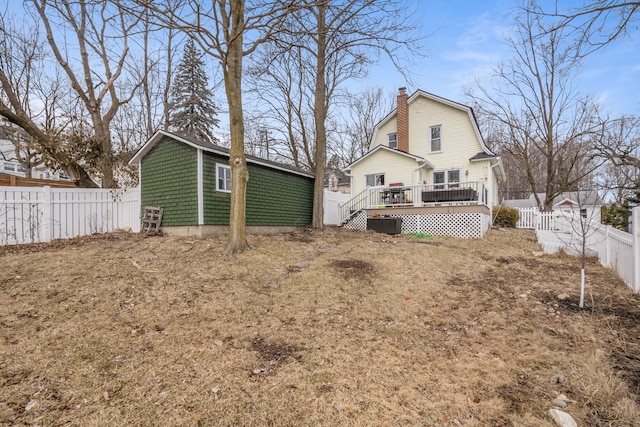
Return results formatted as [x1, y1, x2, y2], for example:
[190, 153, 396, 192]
[0, 11, 100, 186]
[596, 115, 640, 170]
[332, 87, 393, 167]
[259, 0, 421, 229]
[247, 43, 315, 170]
[545, 1, 640, 54]
[467, 4, 605, 211]
[30, 0, 145, 188]
[133, 0, 299, 255]
[597, 162, 640, 204]
[555, 189, 603, 308]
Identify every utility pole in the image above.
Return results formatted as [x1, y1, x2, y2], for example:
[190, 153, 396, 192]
[259, 128, 271, 160]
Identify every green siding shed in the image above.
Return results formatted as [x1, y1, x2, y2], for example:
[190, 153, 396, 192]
[130, 131, 314, 235]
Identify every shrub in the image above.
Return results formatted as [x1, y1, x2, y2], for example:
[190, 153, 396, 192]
[492, 206, 519, 228]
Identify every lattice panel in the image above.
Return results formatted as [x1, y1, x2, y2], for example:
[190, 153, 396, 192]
[342, 211, 491, 238]
[342, 210, 367, 230]
[417, 213, 483, 238]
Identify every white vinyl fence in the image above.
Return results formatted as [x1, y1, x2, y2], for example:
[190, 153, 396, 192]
[515, 207, 570, 232]
[0, 186, 140, 246]
[324, 189, 351, 225]
[516, 207, 640, 292]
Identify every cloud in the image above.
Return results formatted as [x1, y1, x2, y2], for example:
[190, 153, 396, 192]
[443, 12, 512, 66]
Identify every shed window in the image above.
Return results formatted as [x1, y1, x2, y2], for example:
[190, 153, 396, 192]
[216, 163, 232, 192]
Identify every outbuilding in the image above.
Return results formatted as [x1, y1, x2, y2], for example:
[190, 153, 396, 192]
[129, 130, 314, 236]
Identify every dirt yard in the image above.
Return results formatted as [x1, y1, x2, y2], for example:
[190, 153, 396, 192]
[1, 227, 639, 426]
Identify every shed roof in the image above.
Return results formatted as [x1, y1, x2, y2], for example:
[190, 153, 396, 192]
[129, 130, 314, 178]
[503, 191, 604, 208]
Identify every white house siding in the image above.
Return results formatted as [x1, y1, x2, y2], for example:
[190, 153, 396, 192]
[350, 151, 420, 196]
[407, 97, 483, 167]
[374, 117, 398, 148]
[371, 96, 488, 184]
[491, 170, 500, 206]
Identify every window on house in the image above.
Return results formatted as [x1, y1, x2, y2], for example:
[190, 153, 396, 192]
[365, 173, 385, 187]
[448, 170, 460, 188]
[3, 163, 15, 172]
[216, 163, 232, 192]
[16, 165, 25, 173]
[388, 133, 398, 149]
[580, 208, 587, 218]
[430, 125, 441, 152]
[433, 169, 460, 189]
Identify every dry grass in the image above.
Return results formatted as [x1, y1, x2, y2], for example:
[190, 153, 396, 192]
[1, 227, 639, 426]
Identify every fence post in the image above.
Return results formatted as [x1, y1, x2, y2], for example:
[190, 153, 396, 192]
[42, 186, 53, 243]
[605, 225, 611, 268]
[633, 207, 640, 292]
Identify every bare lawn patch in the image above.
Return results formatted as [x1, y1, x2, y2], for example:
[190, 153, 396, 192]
[1, 228, 639, 426]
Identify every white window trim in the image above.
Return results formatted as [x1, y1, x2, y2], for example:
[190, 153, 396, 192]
[216, 163, 232, 193]
[365, 172, 385, 187]
[433, 169, 461, 189]
[430, 124, 442, 153]
[197, 149, 204, 225]
[387, 132, 398, 149]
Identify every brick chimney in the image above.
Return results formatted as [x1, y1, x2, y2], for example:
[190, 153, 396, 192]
[397, 87, 409, 152]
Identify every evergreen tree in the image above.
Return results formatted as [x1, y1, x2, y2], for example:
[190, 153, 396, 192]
[602, 179, 640, 230]
[169, 38, 219, 144]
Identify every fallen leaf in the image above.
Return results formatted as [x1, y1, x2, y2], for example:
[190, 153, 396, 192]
[25, 400, 37, 412]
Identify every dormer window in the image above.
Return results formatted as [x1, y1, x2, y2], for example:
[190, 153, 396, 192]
[387, 133, 398, 149]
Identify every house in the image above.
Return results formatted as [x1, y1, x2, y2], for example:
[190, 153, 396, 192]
[128, 130, 314, 236]
[0, 125, 71, 182]
[340, 88, 504, 238]
[323, 170, 350, 194]
[504, 191, 604, 223]
[0, 172, 76, 188]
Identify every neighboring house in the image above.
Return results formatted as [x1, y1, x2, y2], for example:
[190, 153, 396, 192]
[504, 191, 604, 223]
[323, 170, 350, 194]
[0, 125, 71, 182]
[0, 172, 76, 188]
[340, 88, 504, 238]
[128, 130, 314, 236]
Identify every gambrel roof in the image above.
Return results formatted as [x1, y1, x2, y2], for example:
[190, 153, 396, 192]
[370, 89, 497, 157]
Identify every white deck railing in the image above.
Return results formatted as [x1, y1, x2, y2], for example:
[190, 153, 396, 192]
[0, 186, 141, 245]
[339, 181, 487, 224]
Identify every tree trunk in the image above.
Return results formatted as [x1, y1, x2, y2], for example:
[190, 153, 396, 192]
[312, 2, 327, 230]
[224, 1, 250, 255]
[92, 115, 115, 188]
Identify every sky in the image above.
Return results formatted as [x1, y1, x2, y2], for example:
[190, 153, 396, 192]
[351, 0, 640, 118]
